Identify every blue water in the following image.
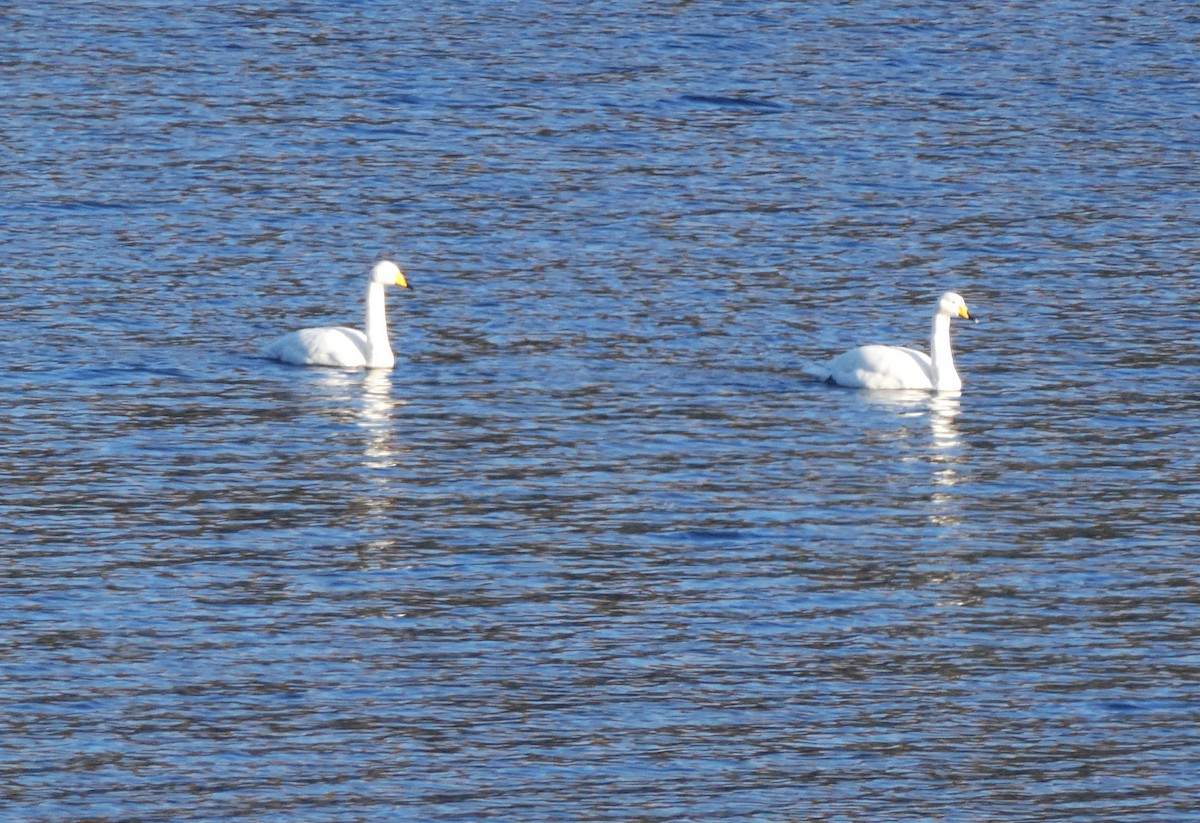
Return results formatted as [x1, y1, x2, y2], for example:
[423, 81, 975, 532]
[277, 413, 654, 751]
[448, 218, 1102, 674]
[3, 2, 1200, 820]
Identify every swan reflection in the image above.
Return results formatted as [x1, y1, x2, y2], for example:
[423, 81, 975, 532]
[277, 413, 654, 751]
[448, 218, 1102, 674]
[927, 392, 962, 525]
[860, 389, 964, 524]
[351, 370, 406, 540]
[360, 369, 403, 466]
[928, 391, 961, 454]
[301, 369, 407, 559]
[307, 369, 405, 465]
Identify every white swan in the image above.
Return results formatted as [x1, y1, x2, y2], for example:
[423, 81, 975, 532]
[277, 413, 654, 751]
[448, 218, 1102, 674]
[807, 291, 973, 391]
[264, 260, 410, 369]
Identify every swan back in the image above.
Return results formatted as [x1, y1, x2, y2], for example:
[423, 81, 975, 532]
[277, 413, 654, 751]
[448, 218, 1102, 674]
[263, 326, 369, 368]
[823, 345, 934, 390]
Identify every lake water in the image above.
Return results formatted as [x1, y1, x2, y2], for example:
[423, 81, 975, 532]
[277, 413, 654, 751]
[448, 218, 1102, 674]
[3, 1, 1199, 820]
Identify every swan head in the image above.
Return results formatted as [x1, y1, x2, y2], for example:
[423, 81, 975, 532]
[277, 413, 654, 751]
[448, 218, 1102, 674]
[937, 291, 971, 321]
[371, 260, 410, 289]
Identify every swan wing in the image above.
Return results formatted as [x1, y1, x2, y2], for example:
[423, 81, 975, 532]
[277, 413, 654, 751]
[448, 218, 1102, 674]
[263, 326, 369, 368]
[822, 344, 934, 390]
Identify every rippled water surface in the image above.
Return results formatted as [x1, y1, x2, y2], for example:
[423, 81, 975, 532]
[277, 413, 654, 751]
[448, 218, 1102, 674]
[3, 2, 1200, 820]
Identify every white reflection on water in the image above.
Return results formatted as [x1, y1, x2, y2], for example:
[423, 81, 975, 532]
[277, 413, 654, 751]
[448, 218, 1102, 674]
[860, 389, 964, 525]
[309, 368, 403, 461]
[861, 389, 962, 452]
[928, 392, 963, 526]
[360, 370, 402, 465]
[358, 370, 406, 549]
[305, 368, 406, 542]
[928, 392, 962, 454]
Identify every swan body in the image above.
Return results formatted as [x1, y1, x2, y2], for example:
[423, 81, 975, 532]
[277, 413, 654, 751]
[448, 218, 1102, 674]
[264, 260, 410, 369]
[808, 291, 972, 391]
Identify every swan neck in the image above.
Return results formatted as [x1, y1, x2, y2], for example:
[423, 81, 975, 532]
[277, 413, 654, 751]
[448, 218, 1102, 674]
[929, 313, 960, 391]
[364, 282, 394, 368]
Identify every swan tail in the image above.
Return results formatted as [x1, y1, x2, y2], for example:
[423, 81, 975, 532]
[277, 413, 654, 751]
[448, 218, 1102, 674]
[801, 360, 832, 382]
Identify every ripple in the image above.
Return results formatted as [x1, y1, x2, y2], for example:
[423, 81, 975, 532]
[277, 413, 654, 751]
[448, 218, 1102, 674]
[2, 1, 1200, 820]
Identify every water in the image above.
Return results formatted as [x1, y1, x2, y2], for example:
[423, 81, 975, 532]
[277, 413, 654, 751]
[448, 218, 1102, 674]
[3, 1, 1200, 820]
